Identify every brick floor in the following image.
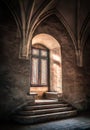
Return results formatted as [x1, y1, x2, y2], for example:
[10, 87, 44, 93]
[0, 112, 90, 130]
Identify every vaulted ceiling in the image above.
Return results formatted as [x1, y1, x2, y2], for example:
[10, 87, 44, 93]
[0, 0, 58, 56]
[0, 0, 90, 66]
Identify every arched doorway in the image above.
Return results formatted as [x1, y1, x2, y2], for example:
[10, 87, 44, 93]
[30, 33, 62, 99]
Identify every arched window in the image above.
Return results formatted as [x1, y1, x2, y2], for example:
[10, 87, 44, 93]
[31, 44, 49, 86]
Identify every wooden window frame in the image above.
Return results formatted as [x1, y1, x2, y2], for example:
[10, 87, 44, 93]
[30, 46, 49, 87]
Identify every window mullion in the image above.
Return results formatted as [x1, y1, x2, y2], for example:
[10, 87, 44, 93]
[38, 49, 41, 85]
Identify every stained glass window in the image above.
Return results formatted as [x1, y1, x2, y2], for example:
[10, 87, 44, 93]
[31, 45, 49, 86]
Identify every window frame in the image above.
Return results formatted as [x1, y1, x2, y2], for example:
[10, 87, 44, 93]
[30, 46, 49, 87]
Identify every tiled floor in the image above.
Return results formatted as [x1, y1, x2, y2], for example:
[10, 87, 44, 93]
[0, 112, 90, 130]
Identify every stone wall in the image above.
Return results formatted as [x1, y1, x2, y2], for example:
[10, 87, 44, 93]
[0, 0, 89, 120]
[83, 36, 90, 109]
[0, 23, 33, 119]
[50, 47, 62, 92]
[34, 15, 87, 110]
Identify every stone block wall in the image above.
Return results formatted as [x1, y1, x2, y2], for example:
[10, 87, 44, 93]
[83, 37, 90, 109]
[0, 2, 90, 120]
[0, 23, 33, 119]
[34, 15, 87, 110]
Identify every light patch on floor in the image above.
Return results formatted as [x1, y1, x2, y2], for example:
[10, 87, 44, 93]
[35, 99, 58, 103]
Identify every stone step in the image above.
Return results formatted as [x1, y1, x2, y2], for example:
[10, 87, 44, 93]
[35, 99, 59, 104]
[11, 100, 77, 124]
[27, 100, 65, 106]
[17, 106, 73, 116]
[35, 101, 67, 106]
[22, 103, 69, 111]
[45, 92, 62, 99]
[13, 110, 77, 124]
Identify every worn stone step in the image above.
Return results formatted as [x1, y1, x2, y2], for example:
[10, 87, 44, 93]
[45, 92, 62, 100]
[22, 103, 69, 111]
[16, 106, 73, 116]
[34, 101, 65, 105]
[13, 110, 77, 124]
[27, 100, 65, 106]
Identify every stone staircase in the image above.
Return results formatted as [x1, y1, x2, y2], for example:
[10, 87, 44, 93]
[11, 100, 77, 124]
